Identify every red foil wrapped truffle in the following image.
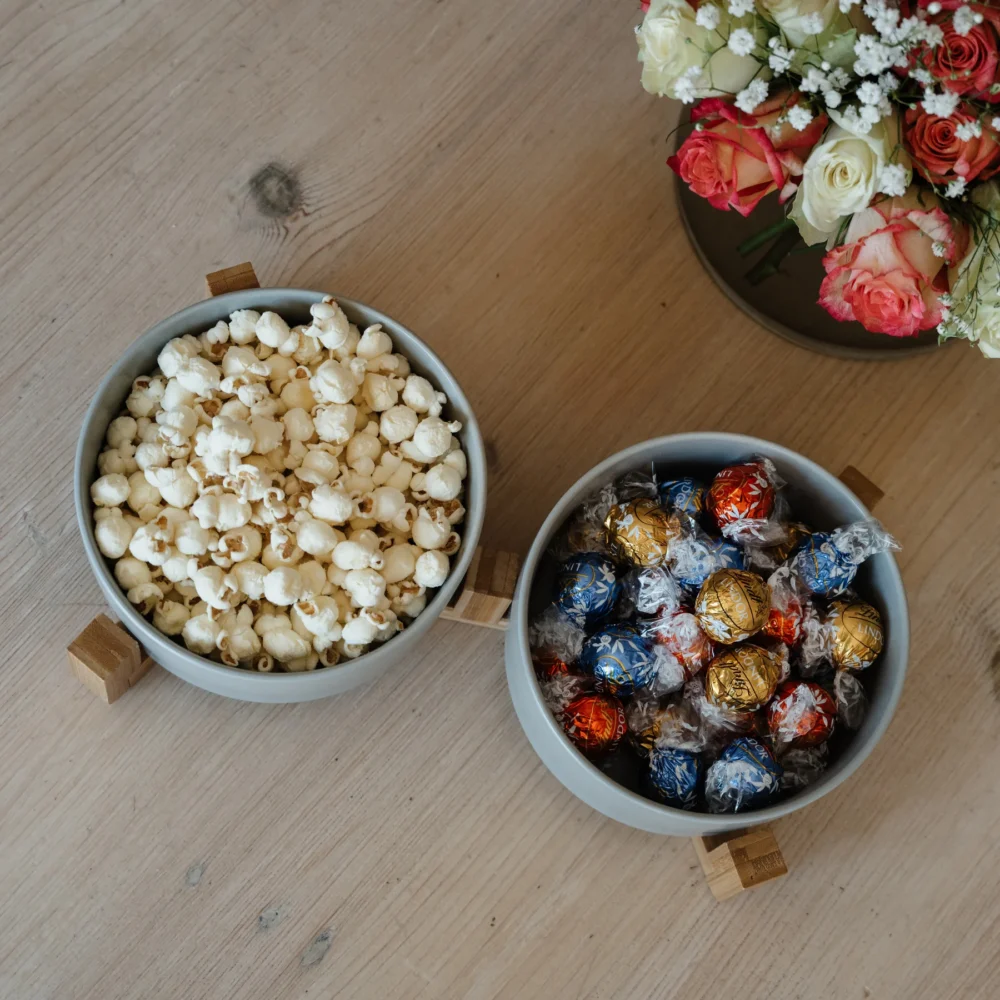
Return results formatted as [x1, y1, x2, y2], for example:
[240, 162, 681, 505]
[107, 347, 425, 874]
[707, 461, 776, 532]
[561, 693, 628, 755]
[533, 649, 575, 680]
[766, 680, 836, 749]
[762, 598, 805, 646]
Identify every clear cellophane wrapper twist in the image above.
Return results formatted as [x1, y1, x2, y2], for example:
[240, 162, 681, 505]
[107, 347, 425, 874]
[778, 744, 829, 791]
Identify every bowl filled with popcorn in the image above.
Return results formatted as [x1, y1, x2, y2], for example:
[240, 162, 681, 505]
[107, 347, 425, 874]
[76, 288, 485, 702]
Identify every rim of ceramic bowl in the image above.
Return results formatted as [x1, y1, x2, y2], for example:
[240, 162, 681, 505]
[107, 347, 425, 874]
[509, 432, 909, 830]
[75, 288, 486, 697]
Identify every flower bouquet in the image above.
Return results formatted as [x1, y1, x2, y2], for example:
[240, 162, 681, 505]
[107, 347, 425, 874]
[637, 0, 1000, 357]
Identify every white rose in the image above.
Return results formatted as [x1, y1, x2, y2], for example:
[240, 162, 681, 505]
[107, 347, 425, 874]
[947, 203, 1000, 358]
[790, 115, 908, 246]
[757, 0, 844, 46]
[637, 0, 763, 100]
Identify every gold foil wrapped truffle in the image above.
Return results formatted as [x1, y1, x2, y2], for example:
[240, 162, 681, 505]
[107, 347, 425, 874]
[827, 599, 884, 671]
[694, 568, 770, 643]
[705, 644, 781, 710]
[604, 497, 681, 567]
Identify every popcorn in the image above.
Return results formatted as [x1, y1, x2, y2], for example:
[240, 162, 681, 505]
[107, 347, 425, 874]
[263, 566, 304, 606]
[314, 403, 357, 444]
[91, 473, 130, 507]
[379, 404, 419, 444]
[114, 556, 152, 590]
[401, 375, 445, 416]
[153, 600, 190, 636]
[343, 567, 387, 608]
[191, 564, 240, 611]
[144, 467, 198, 509]
[182, 614, 222, 655]
[414, 550, 449, 589]
[232, 560, 268, 599]
[93, 303, 465, 670]
[311, 359, 359, 405]
[94, 507, 135, 558]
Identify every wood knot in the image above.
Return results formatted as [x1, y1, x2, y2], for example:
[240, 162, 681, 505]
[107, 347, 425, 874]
[249, 163, 302, 218]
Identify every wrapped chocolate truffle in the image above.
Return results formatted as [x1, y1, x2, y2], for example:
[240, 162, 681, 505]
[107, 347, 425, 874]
[789, 519, 898, 597]
[695, 568, 770, 643]
[833, 670, 868, 729]
[705, 643, 781, 710]
[825, 598, 884, 671]
[766, 680, 836, 749]
[658, 477, 706, 517]
[648, 747, 702, 809]
[670, 529, 748, 593]
[604, 497, 682, 567]
[643, 609, 714, 681]
[553, 551, 621, 624]
[705, 736, 783, 813]
[579, 623, 657, 696]
[560, 692, 628, 756]
[706, 458, 786, 544]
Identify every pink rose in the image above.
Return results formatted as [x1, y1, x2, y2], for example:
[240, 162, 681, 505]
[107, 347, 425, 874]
[819, 189, 965, 337]
[668, 93, 828, 218]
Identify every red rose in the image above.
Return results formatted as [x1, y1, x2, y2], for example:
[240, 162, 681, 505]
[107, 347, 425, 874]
[819, 189, 965, 337]
[910, 1, 1000, 102]
[667, 93, 827, 217]
[904, 105, 1000, 183]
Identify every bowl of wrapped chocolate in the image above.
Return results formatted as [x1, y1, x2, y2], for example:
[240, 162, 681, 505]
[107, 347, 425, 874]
[504, 433, 908, 835]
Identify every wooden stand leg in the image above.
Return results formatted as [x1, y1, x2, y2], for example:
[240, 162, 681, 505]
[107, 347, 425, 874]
[692, 826, 788, 901]
[837, 465, 884, 511]
[67, 615, 155, 704]
[439, 547, 521, 630]
[205, 261, 259, 297]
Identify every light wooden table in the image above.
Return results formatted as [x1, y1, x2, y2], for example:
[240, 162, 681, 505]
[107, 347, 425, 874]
[2, 1, 999, 997]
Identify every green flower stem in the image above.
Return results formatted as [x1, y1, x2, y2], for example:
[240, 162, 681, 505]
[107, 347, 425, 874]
[737, 216, 798, 257]
[745, 228, 803, 285]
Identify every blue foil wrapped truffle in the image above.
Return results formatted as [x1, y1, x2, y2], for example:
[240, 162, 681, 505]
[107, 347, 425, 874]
[648, 747, 702, 810]
[789, 533, 856, 596]
[658, 477, 706, 517]
[554, 552, 621, 623]
[788, 519, 897, 597]
[705, 736, 783, 813]
[579, 623, 656, 696]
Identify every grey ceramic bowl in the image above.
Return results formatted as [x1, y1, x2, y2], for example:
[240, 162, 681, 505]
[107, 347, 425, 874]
[76, 288, 486, 703]
[505, 433, 908, 836]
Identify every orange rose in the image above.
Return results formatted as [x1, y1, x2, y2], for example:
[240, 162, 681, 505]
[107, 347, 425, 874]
[668, 93, 828, 217]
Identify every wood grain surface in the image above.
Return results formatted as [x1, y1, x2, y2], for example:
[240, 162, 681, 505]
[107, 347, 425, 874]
[1, 1, 999, 998]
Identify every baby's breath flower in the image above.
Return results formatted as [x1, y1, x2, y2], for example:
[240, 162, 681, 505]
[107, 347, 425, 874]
[857, 81, 883, 105]
[953, 5, 983, 37]
[801, 12, 826, 34]
[787, 105, 815, 131]
[728, 28, 756, 57]
[944, 178, 967, 198]
[735, 78, 769, 115]
[931, 241, 947, 258]
[695, 4, 721, 31]
[876, 163, 908, 197]
[767, 38, 793, 73]
[728, 0, 755, 16]
[922, 88, 960, 118]
[955, 119, 983, 140]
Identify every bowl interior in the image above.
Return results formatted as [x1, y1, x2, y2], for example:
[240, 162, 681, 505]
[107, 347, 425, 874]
[75, 288, 486, 701]
[512, 433, 908, 829]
